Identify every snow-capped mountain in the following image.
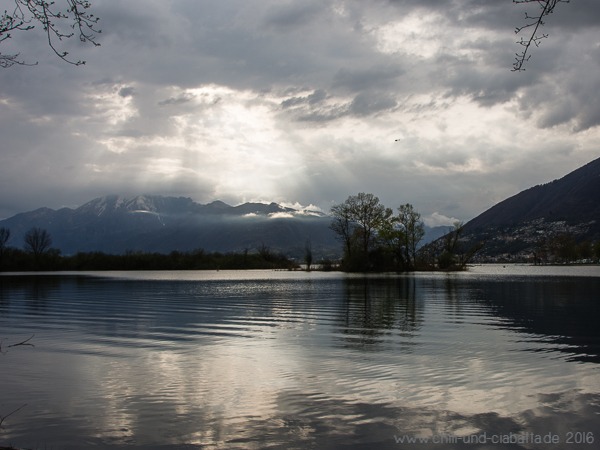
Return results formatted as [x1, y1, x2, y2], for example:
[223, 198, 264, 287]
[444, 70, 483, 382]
[0, 195, 338, 258]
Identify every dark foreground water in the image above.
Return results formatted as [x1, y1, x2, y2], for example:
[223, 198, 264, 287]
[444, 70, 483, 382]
[0, 266, 599, 449]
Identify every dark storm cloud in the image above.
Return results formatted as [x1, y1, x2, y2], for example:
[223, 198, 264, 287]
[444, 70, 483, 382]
[118, 87, 135, 97]
[0, 0, 599, 222]
[264, 2, 323, 28]
[547, 0, 600, 29]
[281, 89, 328, 109]
[349, 92, 398, 116]
[158, 93, 197, 107]
[333, 64, 405, 92]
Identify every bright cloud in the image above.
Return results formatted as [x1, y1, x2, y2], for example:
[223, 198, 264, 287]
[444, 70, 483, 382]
[0, 0, 599, 221]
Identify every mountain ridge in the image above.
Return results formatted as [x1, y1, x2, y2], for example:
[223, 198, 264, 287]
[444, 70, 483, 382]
[2, 155, 598, 263]
[466, 157, 600, 229]
[460, 156, 600, 261]
[0, 195, 337, 258]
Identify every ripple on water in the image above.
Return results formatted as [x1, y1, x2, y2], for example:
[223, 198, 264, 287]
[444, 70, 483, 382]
[1, 271, 599, 449]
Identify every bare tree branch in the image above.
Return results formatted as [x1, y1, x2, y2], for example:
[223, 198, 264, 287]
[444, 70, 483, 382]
[7, 334, 35, 348]
[0, 334, 34, 435]
[0, 334, 35, 353]
[0, 404, 27, 430]
[0, 0, 101, 68]
[513, 0, 569, 71]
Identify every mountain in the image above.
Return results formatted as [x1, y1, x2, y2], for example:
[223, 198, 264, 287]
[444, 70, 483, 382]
[459, 157, 600, 260]
[0, 194, 481, 260]
[0, 195, 338, 259]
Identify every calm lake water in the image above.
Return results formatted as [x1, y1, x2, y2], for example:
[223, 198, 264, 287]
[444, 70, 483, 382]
[1, 265, 599, 449]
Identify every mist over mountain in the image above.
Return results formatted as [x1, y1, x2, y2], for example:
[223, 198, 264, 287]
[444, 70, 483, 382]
[0, 195, 451, 260]
[0, 195, 337, 259]
[6, 154, 597, 265]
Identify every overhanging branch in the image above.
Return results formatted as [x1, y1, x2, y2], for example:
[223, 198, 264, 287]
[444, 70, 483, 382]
[0, 0, 101, 67]
[512, 0, 569, 71]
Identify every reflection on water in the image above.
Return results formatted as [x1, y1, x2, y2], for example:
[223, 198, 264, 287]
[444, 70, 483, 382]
[466, 277, 600, 363]
[340, 277, 422, 350]
[0, 269, 599, 449]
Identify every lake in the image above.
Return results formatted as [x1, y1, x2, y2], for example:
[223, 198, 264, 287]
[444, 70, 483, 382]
[1, 265, 599, 449]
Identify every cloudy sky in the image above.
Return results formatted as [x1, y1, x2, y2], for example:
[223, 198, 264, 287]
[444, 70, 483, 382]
[1, 0, 599, 225]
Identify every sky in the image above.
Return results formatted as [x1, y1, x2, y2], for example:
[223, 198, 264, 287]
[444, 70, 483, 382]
[1, 0, 599, 226]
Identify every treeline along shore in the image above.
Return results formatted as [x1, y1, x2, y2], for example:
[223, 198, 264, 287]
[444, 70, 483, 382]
[0, 192, 482, 272]
[0, 226, 301, 271]
[0, 246, 299, 272]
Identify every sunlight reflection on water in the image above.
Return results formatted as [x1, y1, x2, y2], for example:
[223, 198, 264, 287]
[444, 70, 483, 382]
[0, 267, 599, 449]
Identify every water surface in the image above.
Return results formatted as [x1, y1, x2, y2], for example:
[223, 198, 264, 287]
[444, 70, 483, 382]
[1, 266, 599, 449]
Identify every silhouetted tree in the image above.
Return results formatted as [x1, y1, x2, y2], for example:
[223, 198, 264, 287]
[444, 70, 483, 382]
[533, 237, 550, 265]
[258, 242, 273, 261]
[554, 233, 577, 263]
[0, 227, 10, 265]
[435, 222, 483, 269]
[437, 222, 484, 270]
[330, 202, 356, 259]
[24, 227, 52, 259]
[330, 193, 392, 270]
[304, 238, 313, 271]
[594, 241, 600, 261]
[437, 222, 464, 270]
[0, 0, 100, 67]
[577, 240, 592, 261]
[395, 203, 425, 269]
[0, 227, 9, 248]
[376, 217, 407, 271]
[350, 193, 392, 264]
